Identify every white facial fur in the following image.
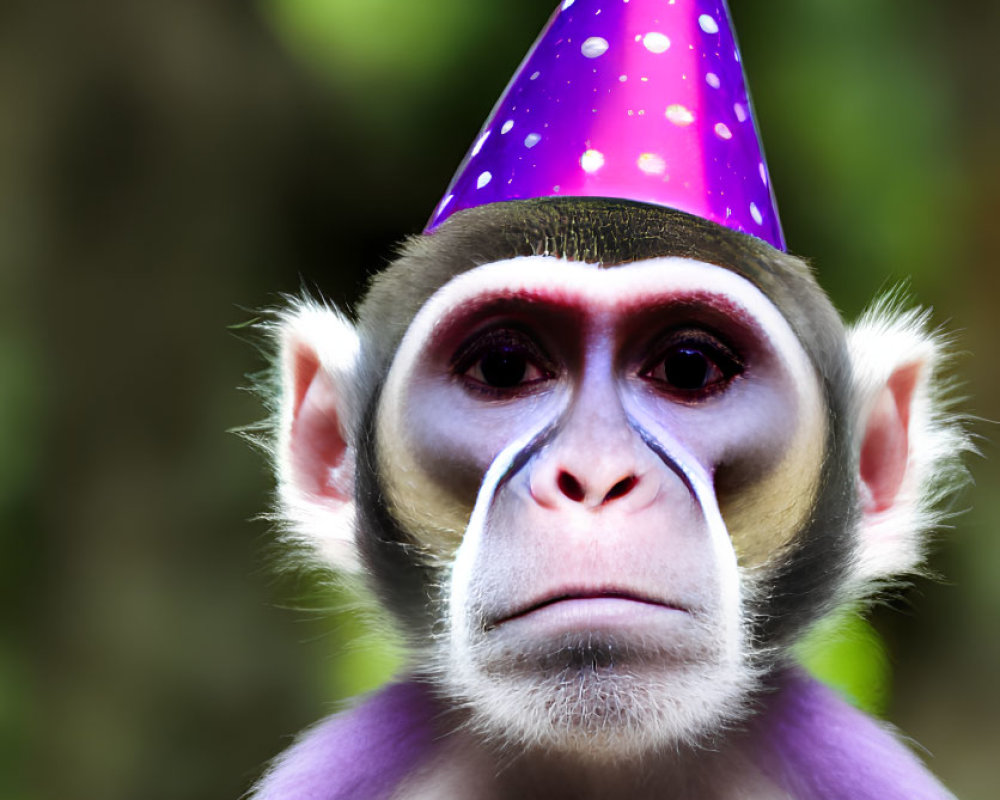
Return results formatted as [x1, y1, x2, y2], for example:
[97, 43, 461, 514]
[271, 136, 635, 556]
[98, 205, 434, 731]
[375, 256, 827, 756]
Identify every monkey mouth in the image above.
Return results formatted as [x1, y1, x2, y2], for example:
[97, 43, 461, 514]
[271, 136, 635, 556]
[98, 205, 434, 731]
[487, 590, 689, 630]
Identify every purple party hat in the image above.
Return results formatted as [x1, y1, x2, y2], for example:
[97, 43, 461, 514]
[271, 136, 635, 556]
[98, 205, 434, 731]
[426, 0, 784, 251]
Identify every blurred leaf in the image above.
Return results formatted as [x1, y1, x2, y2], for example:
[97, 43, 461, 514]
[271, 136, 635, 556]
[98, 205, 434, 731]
[324, 607, 404, 700]
[260, 0, 483, 86]
[796, 612, 892, 717]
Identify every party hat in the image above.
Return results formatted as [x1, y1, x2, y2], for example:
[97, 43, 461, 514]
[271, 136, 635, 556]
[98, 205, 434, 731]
[426, 0, 784, 251]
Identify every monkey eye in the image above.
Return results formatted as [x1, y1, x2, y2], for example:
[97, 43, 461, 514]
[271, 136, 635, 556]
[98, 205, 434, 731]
[641, 329, 743, 398]
[452, 327, 554, 395]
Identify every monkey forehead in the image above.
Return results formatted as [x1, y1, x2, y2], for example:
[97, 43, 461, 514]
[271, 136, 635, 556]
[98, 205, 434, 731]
[386, 255, 815, 378]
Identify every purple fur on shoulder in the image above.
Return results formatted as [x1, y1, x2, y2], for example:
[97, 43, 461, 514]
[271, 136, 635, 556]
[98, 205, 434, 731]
[249, 680, 439, 800]
[250, 670, 955, 799]
[759, 668, 955, 800]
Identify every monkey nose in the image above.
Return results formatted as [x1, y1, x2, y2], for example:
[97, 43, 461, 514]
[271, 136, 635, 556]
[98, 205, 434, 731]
[556, 470, 639, 506]
[530, 464, 647, 511]
[527, 406, 660, 511]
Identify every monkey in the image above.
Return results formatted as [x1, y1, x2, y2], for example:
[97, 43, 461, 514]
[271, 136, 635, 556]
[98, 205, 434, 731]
[247, 3, 967, 799]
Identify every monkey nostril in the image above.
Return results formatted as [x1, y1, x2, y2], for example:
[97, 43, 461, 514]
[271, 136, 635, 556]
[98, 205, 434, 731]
[557, 471, 586, 502]
[603, 475, 638, 504]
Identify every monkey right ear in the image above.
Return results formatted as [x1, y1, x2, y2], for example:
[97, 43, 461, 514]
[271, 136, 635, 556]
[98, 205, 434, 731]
[275, 302, 362, 571]
[846, 301, 969, 592]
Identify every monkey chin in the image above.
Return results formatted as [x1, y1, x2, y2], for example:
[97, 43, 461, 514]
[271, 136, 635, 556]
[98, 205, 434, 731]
[441, 624, 757, 762]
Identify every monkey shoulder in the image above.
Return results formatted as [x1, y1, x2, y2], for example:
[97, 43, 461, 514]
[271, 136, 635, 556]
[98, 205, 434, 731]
[246, 670, 956, 800]
[248, 679, 443, 800]
[755, 669, 957, 800]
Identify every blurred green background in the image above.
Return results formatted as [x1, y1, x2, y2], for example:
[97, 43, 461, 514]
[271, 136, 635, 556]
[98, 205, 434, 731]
[1, 0, 997, 797]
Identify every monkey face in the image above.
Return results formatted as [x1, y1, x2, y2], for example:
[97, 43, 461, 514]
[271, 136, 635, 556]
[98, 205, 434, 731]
[375, 255, 827, 754]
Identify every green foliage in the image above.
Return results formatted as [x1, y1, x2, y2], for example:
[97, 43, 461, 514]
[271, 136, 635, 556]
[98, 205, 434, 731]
[323, 605, 403, 700]
[796, 612, 892, 717]
[743, 0, 963, 313]
[260, 0, 485, 85]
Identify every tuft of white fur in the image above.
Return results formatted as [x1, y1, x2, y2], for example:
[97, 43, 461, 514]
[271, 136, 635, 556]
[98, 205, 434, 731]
[846, 293, 970, 592]
[273, 298, 364, 571]
[441, 646, 760, 762]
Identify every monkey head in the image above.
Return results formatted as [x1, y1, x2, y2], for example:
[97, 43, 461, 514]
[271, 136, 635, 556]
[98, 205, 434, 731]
[272, 199, 960, 759]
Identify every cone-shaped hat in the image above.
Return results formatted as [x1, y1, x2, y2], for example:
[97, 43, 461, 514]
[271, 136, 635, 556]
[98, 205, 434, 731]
[426, 0, 784, 250]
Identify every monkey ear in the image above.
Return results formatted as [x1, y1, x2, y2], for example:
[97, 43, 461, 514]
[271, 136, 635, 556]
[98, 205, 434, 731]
[847, 301, 968, 588]
[275, 302, 362, 571]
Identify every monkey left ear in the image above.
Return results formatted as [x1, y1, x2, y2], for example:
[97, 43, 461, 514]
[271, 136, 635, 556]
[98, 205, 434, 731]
[274, 302, 362, 571]
[847, 302, 967, 590]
